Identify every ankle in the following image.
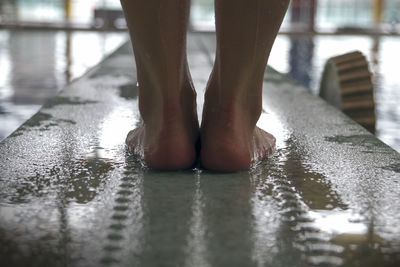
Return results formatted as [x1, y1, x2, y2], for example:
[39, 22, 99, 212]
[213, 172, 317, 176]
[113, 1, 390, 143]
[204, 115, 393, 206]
[204, 77, 263, 123]
[202, 100, 260, 134]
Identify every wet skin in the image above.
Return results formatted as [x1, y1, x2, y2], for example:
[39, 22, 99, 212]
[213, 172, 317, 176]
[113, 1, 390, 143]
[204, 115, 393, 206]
[121, 0, 289, 171]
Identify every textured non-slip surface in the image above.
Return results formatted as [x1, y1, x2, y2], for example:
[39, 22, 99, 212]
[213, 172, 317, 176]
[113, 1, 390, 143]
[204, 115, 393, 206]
[1, 33, 399, 267]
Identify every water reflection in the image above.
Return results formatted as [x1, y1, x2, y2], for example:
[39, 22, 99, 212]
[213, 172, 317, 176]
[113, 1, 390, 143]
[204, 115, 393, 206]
[289, 36, 314, 89]
[249, 134, 400, 266]
[0, 144, 119, 266]
[1, 30, 400, 267]
[139, 170, 197, 266]
[9, 30, 59, 104]
[0, 29, 127, 141]
[185, 172, 210, 267]
[200, 171, 255, 267]
[1, 137, 399, 266]
[94, 131, 400, 267]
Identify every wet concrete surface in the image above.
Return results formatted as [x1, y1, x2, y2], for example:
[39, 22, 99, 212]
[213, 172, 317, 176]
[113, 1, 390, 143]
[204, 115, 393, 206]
[1, 33, 400, 267]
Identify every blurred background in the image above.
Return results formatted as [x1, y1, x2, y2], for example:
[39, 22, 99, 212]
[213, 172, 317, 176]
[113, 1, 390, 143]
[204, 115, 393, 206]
[0, 0, 399, 151]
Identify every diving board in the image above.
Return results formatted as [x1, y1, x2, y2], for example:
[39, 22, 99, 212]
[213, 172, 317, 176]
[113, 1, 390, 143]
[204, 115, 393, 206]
[1, 33, 399, 267]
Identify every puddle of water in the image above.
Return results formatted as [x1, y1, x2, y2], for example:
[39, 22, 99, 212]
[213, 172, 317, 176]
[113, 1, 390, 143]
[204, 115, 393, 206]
[98, 103, 137, 160]
[308, 209, 366, 236]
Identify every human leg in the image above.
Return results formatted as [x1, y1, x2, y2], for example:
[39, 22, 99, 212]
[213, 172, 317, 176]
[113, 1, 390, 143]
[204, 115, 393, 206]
[121, 0, 199, 169]
[200, 0, 290, 171]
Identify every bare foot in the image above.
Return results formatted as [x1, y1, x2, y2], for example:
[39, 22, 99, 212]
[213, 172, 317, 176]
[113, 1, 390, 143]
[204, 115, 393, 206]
[200, 116, 275, 172]
[121, 0, 198, 170]
[198, 0, 288, 171]
[126, 77, 199, 170]
[200, 75, 275, 172]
